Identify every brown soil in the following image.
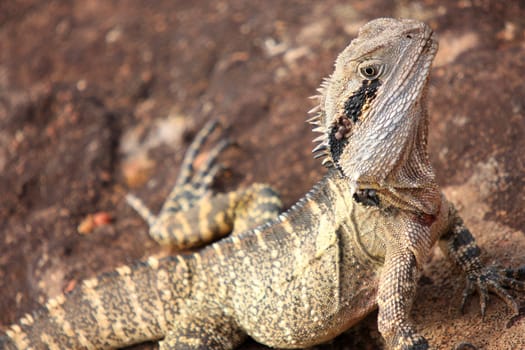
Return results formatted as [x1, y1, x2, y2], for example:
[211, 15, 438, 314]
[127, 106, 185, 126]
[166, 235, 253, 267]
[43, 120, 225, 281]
[1, 1, 524, 349]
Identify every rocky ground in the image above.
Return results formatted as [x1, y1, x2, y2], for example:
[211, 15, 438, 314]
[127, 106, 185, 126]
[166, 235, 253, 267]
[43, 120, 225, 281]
[1, 1, 524, 349]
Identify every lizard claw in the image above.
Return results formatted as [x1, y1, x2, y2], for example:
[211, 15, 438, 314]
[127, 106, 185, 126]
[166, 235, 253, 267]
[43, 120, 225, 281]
[503, 265, 525, 283]
[461, 265, 525, 318]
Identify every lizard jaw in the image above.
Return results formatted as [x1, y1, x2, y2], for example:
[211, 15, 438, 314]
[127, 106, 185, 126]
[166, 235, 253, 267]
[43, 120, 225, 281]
[309, 19, 439, 212]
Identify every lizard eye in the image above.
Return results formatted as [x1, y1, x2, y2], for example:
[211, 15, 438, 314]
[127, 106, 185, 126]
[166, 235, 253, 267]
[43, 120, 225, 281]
[358, 63, 383, 80]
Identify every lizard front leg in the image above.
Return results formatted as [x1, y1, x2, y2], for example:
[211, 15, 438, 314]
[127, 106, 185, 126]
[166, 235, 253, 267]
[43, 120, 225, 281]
[377, 249, 429, 350]
[439, 204, 525, 318]
[376, 213, 434, 350]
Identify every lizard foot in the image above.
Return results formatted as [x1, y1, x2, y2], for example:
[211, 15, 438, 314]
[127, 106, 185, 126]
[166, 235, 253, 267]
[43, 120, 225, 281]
[461, 265, 525, 318]
[389, 329, 429, 350]
[163, 119, 233, 211]
[126, 120, 246, 249]
[127, 120, 233, 221]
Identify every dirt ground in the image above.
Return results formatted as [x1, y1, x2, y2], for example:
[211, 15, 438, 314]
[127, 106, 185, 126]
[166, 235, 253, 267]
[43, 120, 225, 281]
[1, 1, 524, 349]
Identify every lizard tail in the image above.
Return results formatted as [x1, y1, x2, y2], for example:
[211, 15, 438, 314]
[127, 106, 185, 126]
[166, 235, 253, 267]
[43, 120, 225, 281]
[3, 255, 192, 349]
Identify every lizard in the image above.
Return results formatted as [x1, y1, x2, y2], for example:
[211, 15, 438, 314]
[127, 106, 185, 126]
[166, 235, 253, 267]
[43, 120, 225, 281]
[1, 17, 524, 350]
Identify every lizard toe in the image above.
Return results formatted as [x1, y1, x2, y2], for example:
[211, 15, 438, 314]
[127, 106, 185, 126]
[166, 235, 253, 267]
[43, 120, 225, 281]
[507, 265, 525, 278]
[463, 265, 523, 317]
[389, 329, 429, 350]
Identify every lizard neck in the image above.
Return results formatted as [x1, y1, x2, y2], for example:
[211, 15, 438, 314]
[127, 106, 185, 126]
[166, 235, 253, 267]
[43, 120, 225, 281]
[375, 104, 441, 216]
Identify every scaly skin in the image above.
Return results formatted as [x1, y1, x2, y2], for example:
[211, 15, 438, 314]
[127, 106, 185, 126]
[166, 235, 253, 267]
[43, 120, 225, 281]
[2, 18, 524, 350]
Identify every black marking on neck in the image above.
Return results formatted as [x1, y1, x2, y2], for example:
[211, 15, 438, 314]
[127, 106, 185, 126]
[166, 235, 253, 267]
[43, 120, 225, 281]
[328, 78, 381, 170]
[328, 124, 348, 170]
[344, 79, 381, 123]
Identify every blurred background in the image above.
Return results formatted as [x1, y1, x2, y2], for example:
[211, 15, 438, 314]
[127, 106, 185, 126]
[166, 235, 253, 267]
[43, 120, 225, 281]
[1, 1, 524, 349]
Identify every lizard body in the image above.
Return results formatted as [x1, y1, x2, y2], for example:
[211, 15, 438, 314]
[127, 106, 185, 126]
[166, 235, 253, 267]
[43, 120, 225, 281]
[1, 18, 524, 350]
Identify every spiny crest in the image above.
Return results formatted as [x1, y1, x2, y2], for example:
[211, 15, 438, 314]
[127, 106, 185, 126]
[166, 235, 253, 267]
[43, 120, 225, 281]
[307, 76, 333, 168]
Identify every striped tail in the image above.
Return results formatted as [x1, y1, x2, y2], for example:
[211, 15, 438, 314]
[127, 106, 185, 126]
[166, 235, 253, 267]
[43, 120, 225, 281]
[3, 255, 192, 349]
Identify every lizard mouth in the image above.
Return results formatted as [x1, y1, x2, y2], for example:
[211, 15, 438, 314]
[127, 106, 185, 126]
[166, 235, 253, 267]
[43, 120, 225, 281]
[421, 32, 438, 59]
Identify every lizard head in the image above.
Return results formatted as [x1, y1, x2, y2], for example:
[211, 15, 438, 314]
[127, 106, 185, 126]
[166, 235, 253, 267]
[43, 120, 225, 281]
[309, 18, 438, 195]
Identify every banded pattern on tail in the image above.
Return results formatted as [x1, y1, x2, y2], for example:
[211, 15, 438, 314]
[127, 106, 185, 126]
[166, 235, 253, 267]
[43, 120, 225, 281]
[3, 256, 192, 349]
